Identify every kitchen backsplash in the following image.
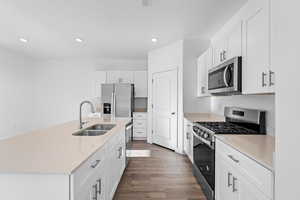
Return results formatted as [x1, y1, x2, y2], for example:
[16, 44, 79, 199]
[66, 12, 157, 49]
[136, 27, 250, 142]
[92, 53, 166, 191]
[211, 94, 275, 136]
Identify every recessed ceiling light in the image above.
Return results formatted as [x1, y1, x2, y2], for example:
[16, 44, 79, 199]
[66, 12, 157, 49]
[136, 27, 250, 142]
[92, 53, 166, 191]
[151, 38, 158, 43]
[19, 38, 28, 43]
[75, 38, 83, 43]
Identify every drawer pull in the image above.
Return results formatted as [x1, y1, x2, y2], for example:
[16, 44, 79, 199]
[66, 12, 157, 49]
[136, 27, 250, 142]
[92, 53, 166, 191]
[227, 172, 232, 187]
[92, 184, 98, 200]
[228, 155, 239, 163]
[233, 176, 238, 192]
[91, 160, 101, 168]
[97, 179, 102, 195]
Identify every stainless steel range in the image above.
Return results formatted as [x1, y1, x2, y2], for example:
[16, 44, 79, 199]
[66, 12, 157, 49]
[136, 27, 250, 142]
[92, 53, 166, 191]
[192, 107, 266, 200]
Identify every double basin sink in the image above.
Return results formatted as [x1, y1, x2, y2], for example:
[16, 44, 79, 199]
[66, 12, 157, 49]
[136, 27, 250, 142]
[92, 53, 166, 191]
[73, 124, 116, 136]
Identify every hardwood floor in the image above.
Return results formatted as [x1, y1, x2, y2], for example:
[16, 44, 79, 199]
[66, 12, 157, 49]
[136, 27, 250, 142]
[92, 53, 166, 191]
[113, 141, 207, 200]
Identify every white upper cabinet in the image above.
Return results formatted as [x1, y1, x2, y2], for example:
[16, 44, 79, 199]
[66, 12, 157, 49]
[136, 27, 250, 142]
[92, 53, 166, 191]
[227, 21, 243, 59]
[212, 21, 242, 67]
[197, 47, 212, 97]
[243, 0, 273, 94]
[213, 36, 228, 67]
[133, 71, 148, 97]
[94, 71, 107, 98]
[105, 70, 148, 97]
[211, 0, 274, 94]
[106, 71, 134, 84]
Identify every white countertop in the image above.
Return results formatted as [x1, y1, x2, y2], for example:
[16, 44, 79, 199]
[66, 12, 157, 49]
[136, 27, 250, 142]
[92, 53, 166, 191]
[184, 112, 225, 122]
[215, 135, 275, 171]
[0, 118, 131, 174]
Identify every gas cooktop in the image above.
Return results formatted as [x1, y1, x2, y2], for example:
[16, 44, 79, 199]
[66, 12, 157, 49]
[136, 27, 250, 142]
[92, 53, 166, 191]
[195, 122, 258, 134]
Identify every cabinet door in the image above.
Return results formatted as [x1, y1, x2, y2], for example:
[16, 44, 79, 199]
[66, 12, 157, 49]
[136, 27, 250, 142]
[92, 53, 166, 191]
[215, 153, 237, 200]
[197, 53, 209, 97]
[213, 37, 227, 67]
[94, 71, 107, 98]
[106, 71, 134, 84]
[227, 21, 243, 59]
[95, 164, 106, 200]
[119, 71, 134, 83]
[133, 71, 148, 97]
[183, 119, 189, 155]
[243, 0, 270, 94]
[106, 134, 126, 200]
[186, 121, 193, 163]
[238, 174, 271, 200]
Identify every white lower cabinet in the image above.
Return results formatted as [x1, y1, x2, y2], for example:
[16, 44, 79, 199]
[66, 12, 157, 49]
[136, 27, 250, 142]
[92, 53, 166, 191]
[71, 131, 125, 200]
[183, 118, 193, 163]
[215, 139, 273, 200]
[107, 133, 126, 199]
[133, 112, 147, 140]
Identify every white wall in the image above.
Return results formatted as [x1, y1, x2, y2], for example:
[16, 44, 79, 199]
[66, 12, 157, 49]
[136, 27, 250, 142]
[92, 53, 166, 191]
[273, 0, 300, 198]
[0, 47, 36, 139]
[211, 94, 275, 136]
[33, 58, 147, 129]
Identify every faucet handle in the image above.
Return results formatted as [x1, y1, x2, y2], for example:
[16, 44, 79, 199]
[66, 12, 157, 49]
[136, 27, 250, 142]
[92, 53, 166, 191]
[80, 121, 88, 129]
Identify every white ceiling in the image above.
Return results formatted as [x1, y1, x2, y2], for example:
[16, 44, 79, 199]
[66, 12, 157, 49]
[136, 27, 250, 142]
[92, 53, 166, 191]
[0, 0, 246, 60]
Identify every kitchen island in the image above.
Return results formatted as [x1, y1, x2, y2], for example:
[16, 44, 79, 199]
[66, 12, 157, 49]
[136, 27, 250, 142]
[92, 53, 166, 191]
[0, 117, 131, 200]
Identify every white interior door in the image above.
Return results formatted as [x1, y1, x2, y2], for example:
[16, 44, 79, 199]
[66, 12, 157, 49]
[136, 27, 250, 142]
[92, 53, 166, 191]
[152, 69, 178, 150]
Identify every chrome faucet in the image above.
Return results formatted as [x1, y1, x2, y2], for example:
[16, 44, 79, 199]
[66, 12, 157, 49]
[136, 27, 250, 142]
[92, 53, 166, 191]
[79, 100, 95, 129]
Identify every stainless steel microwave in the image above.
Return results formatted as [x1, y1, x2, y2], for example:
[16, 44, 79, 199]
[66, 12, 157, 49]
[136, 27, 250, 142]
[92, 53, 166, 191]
[208, 56, 242, 95]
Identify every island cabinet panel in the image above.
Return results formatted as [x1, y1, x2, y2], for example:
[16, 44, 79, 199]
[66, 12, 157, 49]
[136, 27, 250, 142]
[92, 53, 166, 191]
[0, 130, 126, 200]
[70, 142, 108, 200]
[0, 173, 69, 200]
[106, 132, 126, 199]
[71, 130, 126, 200]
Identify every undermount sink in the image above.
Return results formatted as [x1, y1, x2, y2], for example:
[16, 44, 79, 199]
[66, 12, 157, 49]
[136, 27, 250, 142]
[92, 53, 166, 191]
[72, 124, 116, 136]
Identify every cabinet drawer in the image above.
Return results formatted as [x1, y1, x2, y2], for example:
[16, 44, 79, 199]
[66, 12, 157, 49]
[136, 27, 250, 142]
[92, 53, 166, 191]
[133, 112, 147, 120]
[133, 120, 147, 129]
[133, 129, 147, 138]
[71, 145, 107, 197]
[216, 140, 273, 198]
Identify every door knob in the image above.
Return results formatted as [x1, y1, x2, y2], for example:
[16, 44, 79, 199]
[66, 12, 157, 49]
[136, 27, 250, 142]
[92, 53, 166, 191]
[171, 112, 176, 115]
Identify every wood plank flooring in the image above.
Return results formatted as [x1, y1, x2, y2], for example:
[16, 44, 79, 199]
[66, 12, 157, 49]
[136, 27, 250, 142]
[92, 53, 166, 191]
[113, 141, 207, 200]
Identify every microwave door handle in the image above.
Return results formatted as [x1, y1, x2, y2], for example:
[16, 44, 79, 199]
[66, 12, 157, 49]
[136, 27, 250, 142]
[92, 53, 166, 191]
[223, 66, 229, 87]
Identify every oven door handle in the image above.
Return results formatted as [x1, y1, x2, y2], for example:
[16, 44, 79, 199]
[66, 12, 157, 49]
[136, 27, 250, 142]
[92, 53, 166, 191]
[223, 65, 229, 87]
[193, 132, 214, 149]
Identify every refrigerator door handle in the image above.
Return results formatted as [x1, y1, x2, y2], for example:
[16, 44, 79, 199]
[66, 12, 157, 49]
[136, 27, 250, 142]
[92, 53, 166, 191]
[111, 91, 115, 119]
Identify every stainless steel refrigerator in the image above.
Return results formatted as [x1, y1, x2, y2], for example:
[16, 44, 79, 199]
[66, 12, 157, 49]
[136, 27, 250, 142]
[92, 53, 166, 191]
[101, 83, 134, 118]
[101, 83, 134, 165]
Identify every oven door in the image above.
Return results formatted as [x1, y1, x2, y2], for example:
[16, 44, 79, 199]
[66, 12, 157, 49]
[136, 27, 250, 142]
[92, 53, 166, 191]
[208, 56, 241, 95]
[193, 132, 215, 200]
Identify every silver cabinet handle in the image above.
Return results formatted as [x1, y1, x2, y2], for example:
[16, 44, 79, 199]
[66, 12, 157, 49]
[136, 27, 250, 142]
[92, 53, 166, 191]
[262, 72, 267, 87]
[201, 86, 205, 94]
[118, 147, 122, 159]
[223, 50, 226, 61]
[186, 132, 190, 140]
[97, 179, 102, 195]
[220, 52, 222, 62]
[92, 184, 98, 200]
[228, 155, 239, 163]
[91, 160, 101, 168]
[227, 172, 233, 187]
[269, 70, 275, 86]
[233, 176, 238, 192]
